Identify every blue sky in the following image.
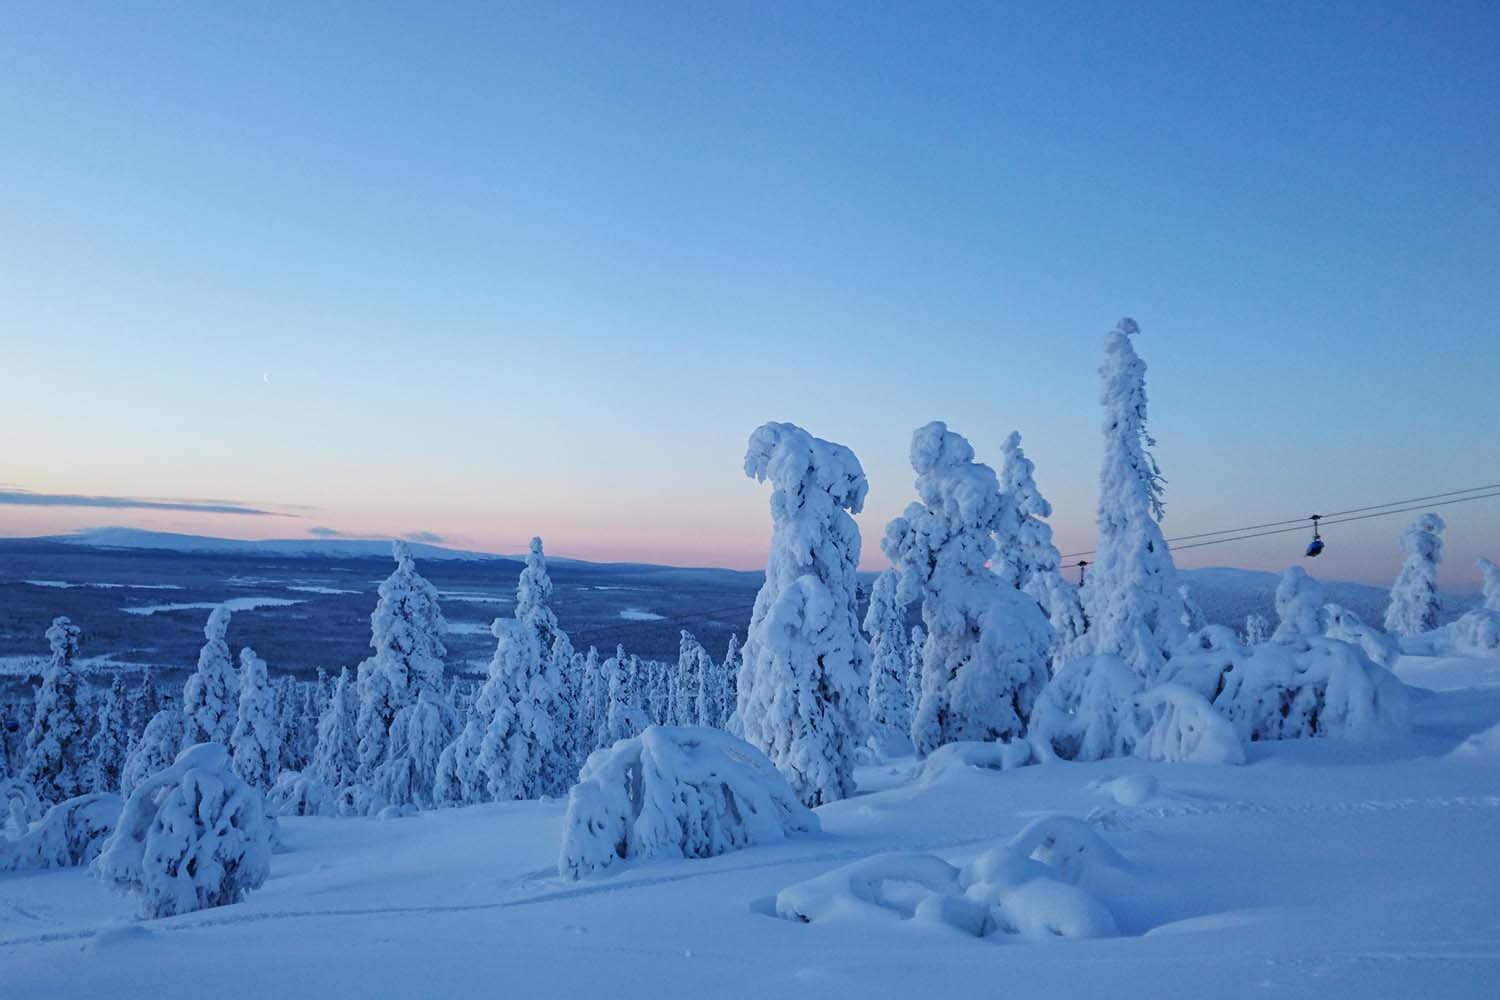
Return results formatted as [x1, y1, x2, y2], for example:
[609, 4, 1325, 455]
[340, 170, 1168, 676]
[2, 3, 1497, 585]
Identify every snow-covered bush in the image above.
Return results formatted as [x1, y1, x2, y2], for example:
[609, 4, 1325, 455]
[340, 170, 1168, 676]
[917, 739, 1033, 784]
[1479, 557, 1500, 611]
[1028, 654, 1244, 765]
[1072, 319, 1186, 678]
[121, 709, 185, 799]
[230, 648, 280, 789]
[1158, 626, 1410, 742]
[739, 421, 870, 806]
[776, 815, 1125, 941]
[22, 617, 92, 805]
[0, 792, 120, 872]
[864, 569, 912, 756]
[1384, 513, 1444, 636]
[1273, 566, 1324, 640]
[995, 431, 1087, 659]
[93, 742, 273, 918]
[267, 769, 337, 817]
[356, 542, 448, 782]
[558, 725, 819, 881]
[182, 606, 239, 746]
[1243, 613, 1271, 646]
[1450, 609, 1500, 656]
[90, 673, 130, 794]
[1321, 603, 1400, 668]
[882, 422, 1051, 756]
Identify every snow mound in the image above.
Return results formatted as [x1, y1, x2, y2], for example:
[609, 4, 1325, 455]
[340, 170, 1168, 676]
[1448, 722, 1500, 759]
[1160, 628, 1410, 742]
[918, 739, 1034, 784]
[0, 792, 120, 872]
[776, 816, 1125, 942]
[558, 725, 819, 881]
[1029, 655, 1245, 765]
[92, 742, 274, 918]
[1091, 774, 1160, 807]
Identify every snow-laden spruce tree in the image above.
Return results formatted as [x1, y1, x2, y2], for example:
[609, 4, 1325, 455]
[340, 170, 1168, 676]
[90, 674, 130, 794]
[230, 648, 280, 789]
[995, 431, 1088, 658]
[182, 606, 238, 747]
[603, 645, 651, 745]
[475, 619, 560, 800]
[882, 422, 1052, 756]
[863, 569, 912, 755]
[674, 631, 707, 726]
[22, 617, 92, 805]
[312, 667, 360, 791]
[355, 541, 447, 781]
[93, 742, 272, 918]
[515, 537, 578, 788]
[1074, 319, 1187, 679]
[128, 670, 161, 738]
[550, 632, 582, 779]
[1243, 613, 1272, 646]
[718, 634, 741, 731]
[375, 687, 453, 810]
[120, 709, 184, 799]
[1479, 557, 1500, 612]
[1384, 513, 1445, 636]
[906, 624, 925, 714]
[695, 635, 729, 729]
[642, 659, 670, 725]
[739, 421, 870, 807]
[577, 646, 603, 750]
[1272, 566, 1325, 640]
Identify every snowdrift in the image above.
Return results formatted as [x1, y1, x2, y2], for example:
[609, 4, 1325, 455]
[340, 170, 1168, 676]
[559, 725, 819, 881]
[775, 815, 1127, 941]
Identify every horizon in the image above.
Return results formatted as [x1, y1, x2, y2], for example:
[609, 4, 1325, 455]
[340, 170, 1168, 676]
[3, 4, 1498, 588]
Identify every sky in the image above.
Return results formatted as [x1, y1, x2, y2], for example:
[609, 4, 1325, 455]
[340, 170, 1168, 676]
[2, 3, 1497, 588]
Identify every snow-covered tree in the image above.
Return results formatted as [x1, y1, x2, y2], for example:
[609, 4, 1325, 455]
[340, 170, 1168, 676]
[121, 709, 184, 799]
[882, 422, 1052, 756]
[1479, 557, 1500, 612]
[1384, 513, 1445, 636]
[550, 632, 581, 778]
[475, 619, 560, 800]
[182, 606, 238, 747]
[128, 670, 161, 738]
[375, 687, 454, 810]
[355, 541, 447, 781]
[695, 636, 729, 730]
[674, 631, 707, 726]
[577, 646, 604, 750]
[1073, 319, 1187, 679]
[312, 667, 360, 791]
[1272, 566, 1325, 640]
[718, 634, 741, 730]
[22, 617, 91, 805]
[93, 742, 272, 918]
[996, 431, 1088, 658]
[739, 422, 870, 806]
[604, 645, 650, 746]
[863, 569, 911, 754]
[230, 648, 280, 789]
[90, 674, 130, 794]
[514, 537, 576, 789]
[1243, 613, 1271, 646]
[906, 624, 925, 714]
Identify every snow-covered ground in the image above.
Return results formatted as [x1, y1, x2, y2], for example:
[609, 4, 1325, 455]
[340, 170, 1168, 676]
[4, 655, 1498, 999]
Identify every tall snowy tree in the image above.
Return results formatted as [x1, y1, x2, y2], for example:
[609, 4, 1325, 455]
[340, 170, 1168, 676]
[1384, 513, 1445, 636]
[90, 674, 130, 794]
[674, 631, 707, 726]
[514, 537, 575, 791]
[475, 619, 560, 800]
[1479, 557, 1500, 612]
[906, 624, 925, 715]
[22, 617, 92, 805]
[128, 670, 161, 738]
[576, 646, 603, 751]
[864, 568, 912, 755]
[882, 423, 1052, 756]
[995, 431, 1088, 658]
[312, 667, 360, 791]
[355, 541, 447, 782]
[230, 648, 280, 789]
[603, 644, 649, 746]
[739, 421, 870, 807]
[695, 636, 729, 729]
[182, 606, 238, 747]
[1272, 566, 1325, 640]
[1073, 319, 1187, 679]
[719, 634, 741, 729]
[549, 632, 581, 781]
[120, 709, 184, 799]
[376, 687, 454, 810]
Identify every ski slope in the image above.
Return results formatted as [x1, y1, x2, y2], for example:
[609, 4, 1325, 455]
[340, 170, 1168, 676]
[3, 655, 1498, 999]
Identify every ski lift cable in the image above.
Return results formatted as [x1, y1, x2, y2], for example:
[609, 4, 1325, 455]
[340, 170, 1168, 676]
[1062, 487, 1500, 559]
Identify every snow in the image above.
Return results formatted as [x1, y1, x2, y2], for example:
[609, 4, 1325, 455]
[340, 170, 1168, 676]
[25, 580, 183, 590]
[618, 609, 666, 621]
[286, 585, 360, 595]
[122, 597, 302, 616]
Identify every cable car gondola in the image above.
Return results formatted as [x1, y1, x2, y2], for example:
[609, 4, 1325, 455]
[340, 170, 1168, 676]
[1305, 514, 1324, 558]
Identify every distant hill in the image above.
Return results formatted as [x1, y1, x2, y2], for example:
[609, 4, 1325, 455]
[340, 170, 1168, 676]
[51, 527, 508, 562]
